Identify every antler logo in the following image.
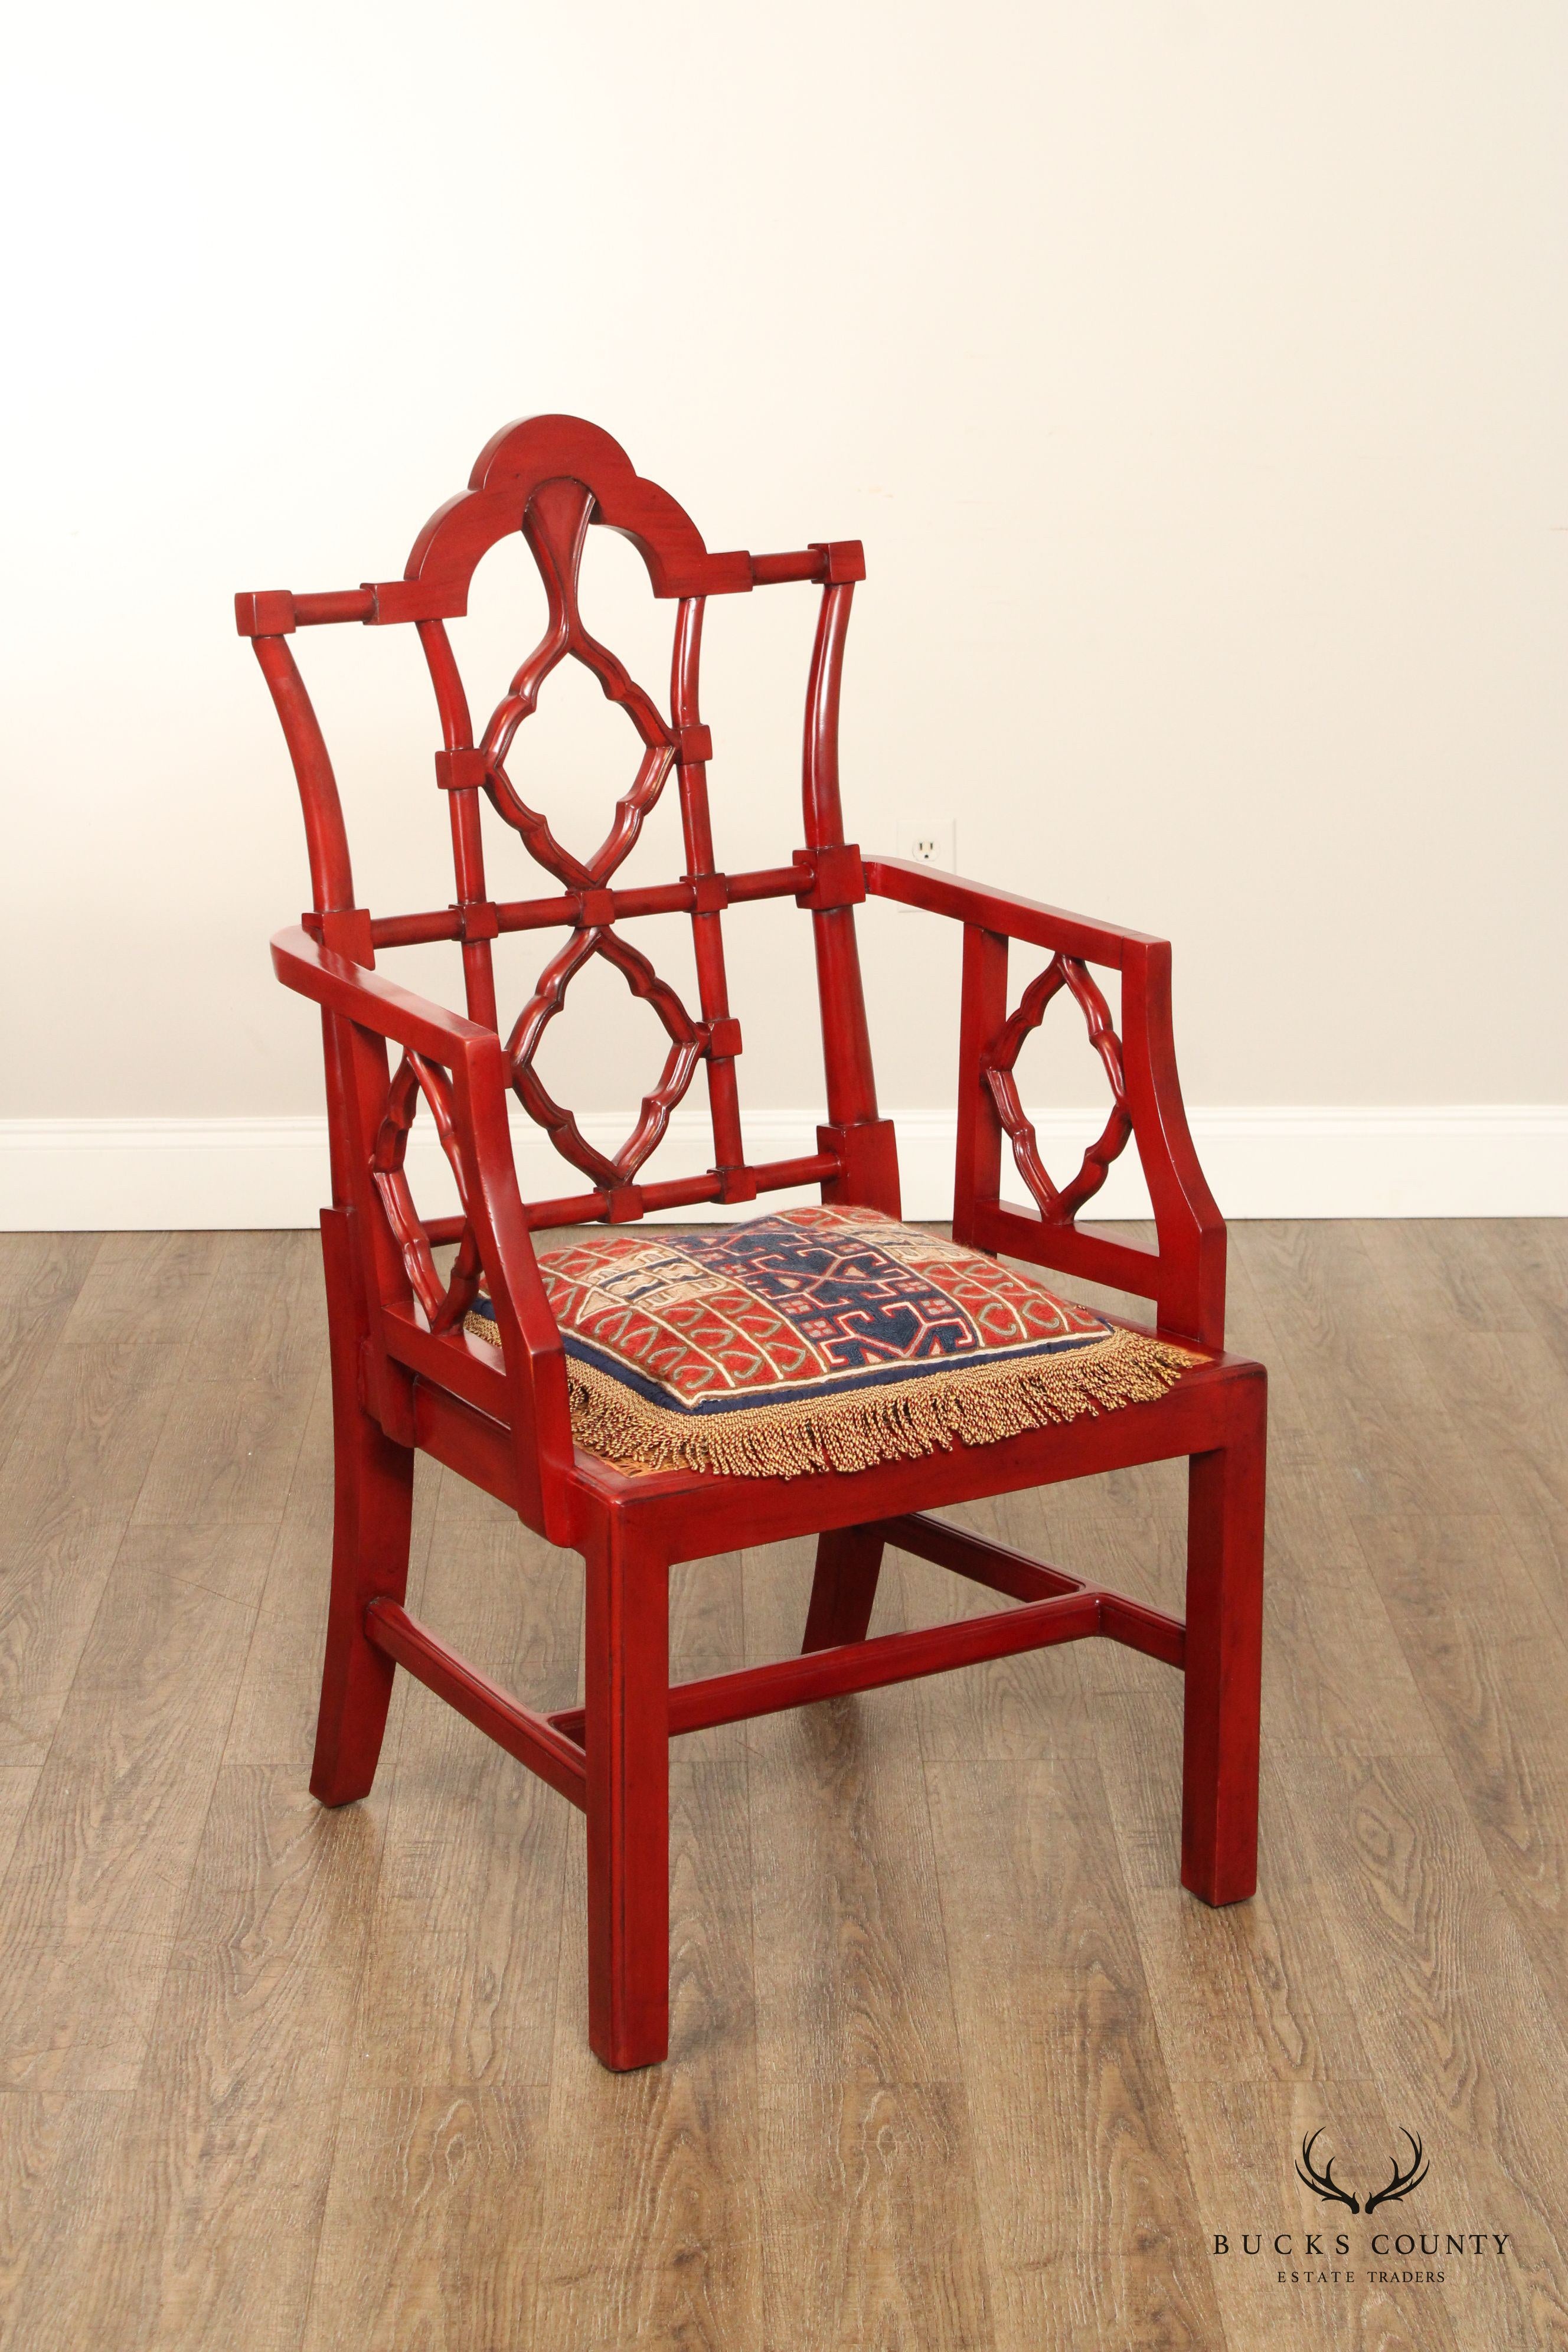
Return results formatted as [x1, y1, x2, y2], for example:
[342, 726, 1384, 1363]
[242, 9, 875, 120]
[1364, 2132, 1429, 2214]
[1296, 2130, 1429, 2216]
[1296, 2131, 1360, 2212]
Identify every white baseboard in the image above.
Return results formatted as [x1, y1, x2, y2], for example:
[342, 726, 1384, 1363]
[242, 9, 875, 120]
[0, 1105, 1563, 1230]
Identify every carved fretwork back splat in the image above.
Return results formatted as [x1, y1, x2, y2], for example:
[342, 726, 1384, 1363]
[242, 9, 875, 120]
[418, 456, 756, 1239]
[455, 472, 704, 1198]
[240, 413, 883, 1316]
[483, 478, 675, 890]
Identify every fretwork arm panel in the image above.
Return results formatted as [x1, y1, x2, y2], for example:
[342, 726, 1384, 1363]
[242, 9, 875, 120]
[243, 416, 891, 1394]
[864, 855, 1226, 1350]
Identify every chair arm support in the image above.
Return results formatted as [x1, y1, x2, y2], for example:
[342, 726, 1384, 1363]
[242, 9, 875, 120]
[1116, 936, 1227, 1345]
[863, 855, 1162, 971]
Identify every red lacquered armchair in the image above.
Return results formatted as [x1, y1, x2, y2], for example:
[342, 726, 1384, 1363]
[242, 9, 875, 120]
[240, 416, 1265, 2072]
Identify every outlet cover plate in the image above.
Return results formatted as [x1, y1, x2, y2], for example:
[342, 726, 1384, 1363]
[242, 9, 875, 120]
[894, 813, 956, 870]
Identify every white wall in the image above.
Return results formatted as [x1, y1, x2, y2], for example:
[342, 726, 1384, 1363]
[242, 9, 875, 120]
[2, 4, 1564, 1221]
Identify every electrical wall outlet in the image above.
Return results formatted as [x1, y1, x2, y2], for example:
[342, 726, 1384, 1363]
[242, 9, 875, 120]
[894, 814, 956, 870]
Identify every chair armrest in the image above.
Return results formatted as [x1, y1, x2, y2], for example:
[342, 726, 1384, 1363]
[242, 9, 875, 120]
[863, 855, 1161, 969]
[271, 925, 494, 1064]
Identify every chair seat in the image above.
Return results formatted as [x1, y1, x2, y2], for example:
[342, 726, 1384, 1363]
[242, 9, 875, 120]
[465, 1204, 1194, 1479]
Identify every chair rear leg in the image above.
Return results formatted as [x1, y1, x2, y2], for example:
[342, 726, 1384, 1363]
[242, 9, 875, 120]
[310, 1207, 414, 1808]
[585, 1523, 671, 2070]
[1180, 1397, 1266, 1906]
[802, 1524, 886, 1652]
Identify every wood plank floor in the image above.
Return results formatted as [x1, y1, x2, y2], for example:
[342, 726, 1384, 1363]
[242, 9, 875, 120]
[1, 1220, 1566, 2350]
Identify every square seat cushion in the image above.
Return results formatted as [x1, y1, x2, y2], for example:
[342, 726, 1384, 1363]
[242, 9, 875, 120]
[465, 1204, 1194, 1480]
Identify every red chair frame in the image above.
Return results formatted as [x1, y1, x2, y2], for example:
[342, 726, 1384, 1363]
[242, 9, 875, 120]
[240, 416, 1265, 2071]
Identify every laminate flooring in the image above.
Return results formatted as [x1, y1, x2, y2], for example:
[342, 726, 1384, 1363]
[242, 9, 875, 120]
[1, 1220, 1566, 2350]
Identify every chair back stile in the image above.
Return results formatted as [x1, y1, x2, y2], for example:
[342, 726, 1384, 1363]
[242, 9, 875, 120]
[798, 569, 901, 1217]
[416, 615, 501, 1034]
[245, 633, 367, 1217]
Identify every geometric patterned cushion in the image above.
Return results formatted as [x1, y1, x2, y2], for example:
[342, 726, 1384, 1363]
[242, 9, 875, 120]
[465, 1203, 1193, 1479]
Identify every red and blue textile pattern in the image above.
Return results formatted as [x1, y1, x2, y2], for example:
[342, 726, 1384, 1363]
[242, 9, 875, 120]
[466, 1206, 1191, 1478]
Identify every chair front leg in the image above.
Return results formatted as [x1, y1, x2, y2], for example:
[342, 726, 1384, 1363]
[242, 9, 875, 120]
[1180, 1390, 1266, 1906]
[311, 1206, 414, 1807]
[585, 1519, 671, 2070]
[801, 1523, 886, 1652]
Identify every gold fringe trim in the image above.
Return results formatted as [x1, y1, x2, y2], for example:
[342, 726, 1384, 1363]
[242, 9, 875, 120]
[464, 1307, 1197, 1478]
